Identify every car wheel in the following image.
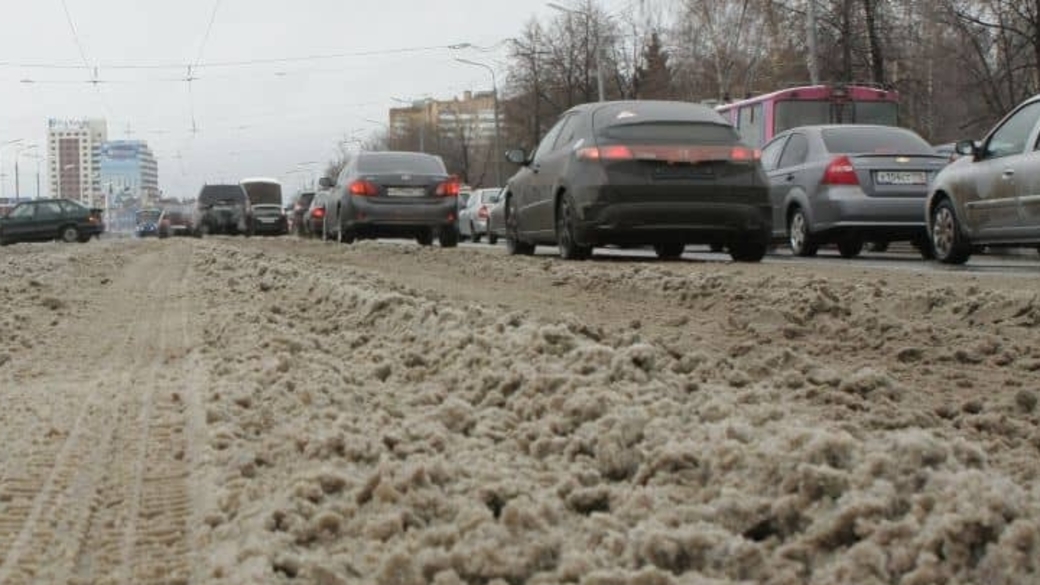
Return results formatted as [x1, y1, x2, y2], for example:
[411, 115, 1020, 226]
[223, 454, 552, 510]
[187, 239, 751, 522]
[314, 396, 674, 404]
[439, 227, 459, 248]
[913, 236, 935, 260]
[556, 196, 592, 260]
[837, 238, 863, 259]
[61, 225, 79, 244]
[930, 199, 971, 264]
[788, 208, 818, 257]
[416, 229, 434, 246]
[505, 195, 535, 256]
[709, 243, 725, 253]
[488, 232, 498, 245]
[470, 223, 482, 243]
[340, 228, 356, 244]
[868, 241, 889, 253]
[729, 240, 767, 263]
[653, 243, 685, 259]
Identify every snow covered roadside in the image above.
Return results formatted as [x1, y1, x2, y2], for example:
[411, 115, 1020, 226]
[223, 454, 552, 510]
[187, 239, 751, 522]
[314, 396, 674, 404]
[186, 243, 1040, 585]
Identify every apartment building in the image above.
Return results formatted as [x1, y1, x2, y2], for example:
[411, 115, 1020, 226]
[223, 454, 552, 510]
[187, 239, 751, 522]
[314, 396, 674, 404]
[99, 140, 160, 205]
[47, 118, 107, 204]
[388, 91, 499, 147]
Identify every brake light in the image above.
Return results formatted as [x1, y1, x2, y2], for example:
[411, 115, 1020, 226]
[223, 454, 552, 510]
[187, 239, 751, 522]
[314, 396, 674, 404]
[730, 147, 761, 161]
[478, 205, 489, 219]
[349, 180, 379, 196]
[313, 208, 325, 219]
[822, 156, 859, 185]
[436, 180, 461, 197]
[577, 145, 634, 161]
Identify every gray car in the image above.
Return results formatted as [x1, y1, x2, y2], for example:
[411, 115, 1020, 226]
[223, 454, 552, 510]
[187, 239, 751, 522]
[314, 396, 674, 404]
[321, 151, 460, 247]
[458, 187, 502, 243]
[926, 94, 1040, 264]
[761, 125, 949, 258]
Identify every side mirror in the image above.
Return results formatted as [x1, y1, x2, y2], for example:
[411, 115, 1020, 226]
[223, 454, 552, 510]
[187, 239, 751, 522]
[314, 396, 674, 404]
[954, 140, 978, 157]
[318, 177, 335, 189]
[505, 149, 528, 166]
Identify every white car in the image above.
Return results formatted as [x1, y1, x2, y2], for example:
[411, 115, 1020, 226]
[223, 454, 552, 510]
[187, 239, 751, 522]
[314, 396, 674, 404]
[458, 187, 502, 243]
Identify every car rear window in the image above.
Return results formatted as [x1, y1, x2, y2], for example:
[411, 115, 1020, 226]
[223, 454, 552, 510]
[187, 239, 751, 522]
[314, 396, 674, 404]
[358, 153, 446, 175]
[821, 127, 934, 154]
[242, 182, 282, 205]
[597, 122, 742, 145]
[298, 192, 315, 206]
[199, 185, 246, 204]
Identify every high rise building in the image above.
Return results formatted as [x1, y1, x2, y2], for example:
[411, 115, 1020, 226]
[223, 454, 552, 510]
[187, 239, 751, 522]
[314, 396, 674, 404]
[47, 118, 107, 204]
[99, 140, 159, 205]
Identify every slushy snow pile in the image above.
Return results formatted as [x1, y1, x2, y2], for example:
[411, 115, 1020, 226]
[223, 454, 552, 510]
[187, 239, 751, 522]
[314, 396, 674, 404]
[182, 243, 1040, 585]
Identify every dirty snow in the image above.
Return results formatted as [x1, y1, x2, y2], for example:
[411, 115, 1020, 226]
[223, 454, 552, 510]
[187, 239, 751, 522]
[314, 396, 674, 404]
[1, 238, 1038, 585]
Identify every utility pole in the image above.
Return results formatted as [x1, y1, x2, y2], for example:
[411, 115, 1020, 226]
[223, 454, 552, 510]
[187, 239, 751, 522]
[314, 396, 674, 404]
[807, 0, 820, 85]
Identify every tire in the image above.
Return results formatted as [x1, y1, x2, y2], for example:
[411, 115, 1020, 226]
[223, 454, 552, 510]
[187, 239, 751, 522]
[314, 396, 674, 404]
[837, 238, 863, 259]
[60, 225, 79, 244]
[505, 195, 535, 256]
[488, 232, 498, 245]
[788, 207, 818, 257]
[439, 227, 459, 248]
[470, 223, 482, 243]
[868, 241, 889, 253]
[930, 199, 971, 264]
[729, 240, 767, 262]
[340, 228, 356, 244]
[556, 196, 592, 260]
[654, 243, 685, 259]
[913, 236, 935, 260]
[709, 243, 725, 253]
[416, 230, 434, 246]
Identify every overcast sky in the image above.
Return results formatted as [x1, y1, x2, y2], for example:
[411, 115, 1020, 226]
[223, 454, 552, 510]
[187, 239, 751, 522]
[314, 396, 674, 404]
[0, 0, 632, 200]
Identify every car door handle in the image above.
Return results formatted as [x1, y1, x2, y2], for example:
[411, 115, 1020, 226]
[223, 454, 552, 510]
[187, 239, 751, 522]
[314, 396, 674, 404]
[785, 174, 795, 182]
[531, 163, 541, 174]
[1002, 169, 1015, 178]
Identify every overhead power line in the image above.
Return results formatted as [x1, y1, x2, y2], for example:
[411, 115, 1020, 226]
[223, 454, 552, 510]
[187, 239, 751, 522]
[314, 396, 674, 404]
[59, 0, 92, 70]
[0, 42, 482, 72]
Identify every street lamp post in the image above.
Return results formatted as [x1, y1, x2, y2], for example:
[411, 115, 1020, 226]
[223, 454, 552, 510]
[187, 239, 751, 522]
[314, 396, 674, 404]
[0, 138, 25, 199]
[548, 2, 606, 102]
[455, 58, 503, 187]
[15, 144, 38, 203]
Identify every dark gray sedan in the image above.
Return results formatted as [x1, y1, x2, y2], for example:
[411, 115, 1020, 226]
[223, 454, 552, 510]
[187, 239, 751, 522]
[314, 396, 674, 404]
[502, 100, 772, 262]
[321, 152, 460, 247]
[761, 125, 949, 258]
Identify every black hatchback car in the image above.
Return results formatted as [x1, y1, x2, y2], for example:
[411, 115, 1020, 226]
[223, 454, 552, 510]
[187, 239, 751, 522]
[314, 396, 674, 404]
[321, 151, 460, 247]
[502, 100, 772, 261]
[0, 198, 104, 246]
[193, 184, 252, 236]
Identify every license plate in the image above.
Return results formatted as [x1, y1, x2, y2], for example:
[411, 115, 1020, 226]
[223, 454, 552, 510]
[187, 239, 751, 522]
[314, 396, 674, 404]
[875, 171, 927, 185]
[387, 187, 425, 197]
[259, 218, 276, 223]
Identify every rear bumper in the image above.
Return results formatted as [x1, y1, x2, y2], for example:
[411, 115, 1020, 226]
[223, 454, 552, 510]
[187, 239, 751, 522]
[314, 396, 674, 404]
[344, 195, 458, 230]
[811, 188, 928, 238]
[253, 217, 288, 234]
[573, 185, 771, 245]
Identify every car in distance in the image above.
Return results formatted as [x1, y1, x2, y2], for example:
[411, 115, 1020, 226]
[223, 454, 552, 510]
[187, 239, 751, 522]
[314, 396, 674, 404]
[760, 125, 949, 258]
[321, 151, 461, 247]
[193, 184, 252, 236]
[157, 205, 195, 238]
[487, 193, 507, 245]
[134, 208, 162, 238]
[304, 191, 333, 239]
[926, 94, 1040, 264]
[459, 187, 502, 243]
[501, 100, 771, 261]
[0, 198, 104, 246]
[289, 190, 316, 235]
[241, 177, 288, 236]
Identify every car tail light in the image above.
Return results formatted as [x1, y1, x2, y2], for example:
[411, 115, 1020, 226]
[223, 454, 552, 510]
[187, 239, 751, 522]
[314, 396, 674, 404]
[478, 205, 489, 219]
[730, 147, 761, 162]
[436, 180, 461, 197]
[349, 180, 379, 196]
[313, 208, 325, 219]
[822, 156, 860, 185]
[577, 145, 635, 161]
